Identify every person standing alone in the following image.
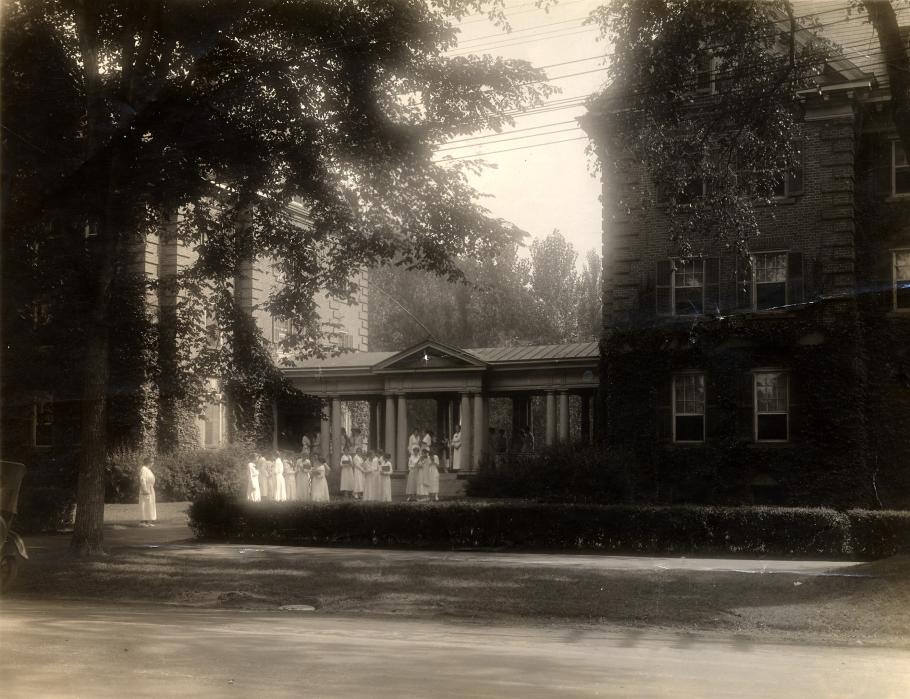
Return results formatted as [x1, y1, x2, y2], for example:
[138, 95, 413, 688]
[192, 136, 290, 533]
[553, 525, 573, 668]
[138, 457, 157, 527]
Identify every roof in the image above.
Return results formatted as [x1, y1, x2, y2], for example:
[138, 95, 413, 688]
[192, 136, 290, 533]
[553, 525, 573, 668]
[469, 342, 599, 363]
[286, 341, 599, 372]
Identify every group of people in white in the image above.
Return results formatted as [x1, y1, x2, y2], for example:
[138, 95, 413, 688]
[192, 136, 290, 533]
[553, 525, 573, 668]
[245, 452, 332, 503]
[244, 424, 467, 504]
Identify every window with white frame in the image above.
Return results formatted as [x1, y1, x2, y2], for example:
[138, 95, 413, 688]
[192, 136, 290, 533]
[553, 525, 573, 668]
[272, 316, 290, 345]
[673, 374, 705, 443]
[754, 372, 789, 442]
[202, 400, 222, 448]
[894, 249, 910, 310]
[656, 258, 719, 316]
[336, 330, 354, 350]
[33, 396, 54, 447]
[893, 141, 910, 196]
[752, 252, 788, 310]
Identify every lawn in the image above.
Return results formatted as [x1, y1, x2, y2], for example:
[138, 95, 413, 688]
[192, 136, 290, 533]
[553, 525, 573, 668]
[11, 503, 910, 648]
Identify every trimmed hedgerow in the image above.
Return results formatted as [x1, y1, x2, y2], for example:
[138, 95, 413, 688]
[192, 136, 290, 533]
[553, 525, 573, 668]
[188, 494, 910, 559]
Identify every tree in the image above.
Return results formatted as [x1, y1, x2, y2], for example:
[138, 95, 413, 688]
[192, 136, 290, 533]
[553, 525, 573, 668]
[1, 0, 554, 554]
[576, 249, 603, 341]
[587, 0, 832, 255]
[369, 227, 545, 350]
[529, 230, 580, 343]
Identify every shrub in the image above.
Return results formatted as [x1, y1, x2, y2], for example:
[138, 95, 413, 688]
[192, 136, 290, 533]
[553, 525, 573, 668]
[466, 443, 635, 503]
[16, 486, 76, 533]
[156, 445, 253, 501]
[189, 495, 910, 559]
[846, 509, 910, 559]
[106, 448, 145, 503]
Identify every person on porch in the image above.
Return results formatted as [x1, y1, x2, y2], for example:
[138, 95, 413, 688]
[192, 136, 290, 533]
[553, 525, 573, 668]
[450, 424, 462, 471]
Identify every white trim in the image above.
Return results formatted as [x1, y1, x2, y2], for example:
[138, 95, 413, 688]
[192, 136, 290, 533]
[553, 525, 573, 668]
[753, 371, 789, 443]
[672, 373, 706, 444]
[663, 258, 708, 317]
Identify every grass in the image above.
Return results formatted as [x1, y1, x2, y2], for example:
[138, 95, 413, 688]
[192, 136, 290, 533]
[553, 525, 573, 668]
[12, 503, 910, 648]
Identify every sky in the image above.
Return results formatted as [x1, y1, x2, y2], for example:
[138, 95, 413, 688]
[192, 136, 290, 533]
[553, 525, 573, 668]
[437, 0, 909, 264]
[439, 0, 609, 261]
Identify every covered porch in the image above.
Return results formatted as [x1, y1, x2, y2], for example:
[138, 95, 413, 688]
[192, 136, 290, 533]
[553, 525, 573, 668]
[280, 340, 600, 473]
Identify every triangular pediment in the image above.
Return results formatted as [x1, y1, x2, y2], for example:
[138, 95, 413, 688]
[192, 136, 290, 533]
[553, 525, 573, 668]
[372, 340, 487, 372]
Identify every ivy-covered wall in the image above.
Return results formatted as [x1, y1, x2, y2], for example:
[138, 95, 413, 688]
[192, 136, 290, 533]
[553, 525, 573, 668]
[602, 300, 878, 507]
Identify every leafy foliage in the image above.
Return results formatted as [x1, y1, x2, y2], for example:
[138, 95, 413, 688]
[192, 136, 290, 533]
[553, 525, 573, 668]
[587, 0, 833, 254]
[369, 230, 601, 350]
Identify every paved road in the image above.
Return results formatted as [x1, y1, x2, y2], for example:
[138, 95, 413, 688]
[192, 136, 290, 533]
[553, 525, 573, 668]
[2, 600, 908, 698]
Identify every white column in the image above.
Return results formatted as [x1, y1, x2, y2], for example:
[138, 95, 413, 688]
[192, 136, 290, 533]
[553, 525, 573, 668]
[319, 400, 330, 458]
[331, 397, 342, 467]
[558, 391, 570, 443]
[473, 392, 485, 469]
[460, 392, 473, 471]
[384, 393, 396, 460]
[545, 391, 556, 446]
[396, 394, 408, 472]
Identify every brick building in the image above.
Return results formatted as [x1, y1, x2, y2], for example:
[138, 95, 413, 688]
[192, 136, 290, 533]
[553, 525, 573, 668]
[582, 15, 910, 507]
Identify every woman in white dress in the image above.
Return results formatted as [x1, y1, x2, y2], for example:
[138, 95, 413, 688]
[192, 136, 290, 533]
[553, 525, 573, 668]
[138, 458, 157, 526]
[272, 452, 287, 502]
[416, 448, 431, 500]
[352, 449, 365, 500]
[301, 434, 311, 458]
[297, 458, 312, 501]
[339, 452, 355, 498]
[408, 429, 420, 453]
[286, 456, 298, 501]
[258, 456, 271, 501]
[362, 451, 380, 501]
[246, 456, 261, 502]
[309, 458, 330, 502]
[380, 453, 393, 502]
[427, 451, 440, 502]
[450, 425, 462, 471]
[405, 445, 420, 501]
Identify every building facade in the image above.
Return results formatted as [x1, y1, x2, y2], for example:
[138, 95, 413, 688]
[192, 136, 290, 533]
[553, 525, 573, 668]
[1, 203, 369, 469]
[584, 22, 910, 507]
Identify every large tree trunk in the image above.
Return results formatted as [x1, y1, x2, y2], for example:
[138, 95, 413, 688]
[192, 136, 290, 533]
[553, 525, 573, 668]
[70, 232, 119, 556]
[864, 0, 910, 154]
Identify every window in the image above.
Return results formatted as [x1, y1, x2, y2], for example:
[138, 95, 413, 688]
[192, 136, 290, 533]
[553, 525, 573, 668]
[202, 401, 222, 448]
[893, 141, 910, 196]
[894, 249, 910, 310]
[695, 51, 716, 95]
[754, 372, 789, 442]
[656, 258, 720, 316]
[336, 330, 354, 350]
[752, 252, 788, 310]
[272, 316, 290, 345]
[772, 149, 804, 198]
[673, 374, 705, 443]
[33, 396, 54, 447]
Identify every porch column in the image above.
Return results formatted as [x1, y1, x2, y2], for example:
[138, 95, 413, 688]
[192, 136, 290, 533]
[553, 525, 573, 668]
[580, 392, 591, 444]
[510, 396, 520, 440]
[396, 394, 408, 472]
[319, 400, 330, 458]
[558, 391, 570, 443]
[473, 392, 485, 469]
[545, 391, 556, 446]
[435, 397, 446, 449]
[331, 397, 342, 467]
[271, 400, 279, 452]
[368, 398, 379, 450]
[384, 393, 396, 460]
[460, 392, 473, 471]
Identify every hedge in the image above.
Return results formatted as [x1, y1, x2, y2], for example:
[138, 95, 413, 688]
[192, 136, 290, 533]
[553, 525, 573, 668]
[188, 495, 910, 559]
